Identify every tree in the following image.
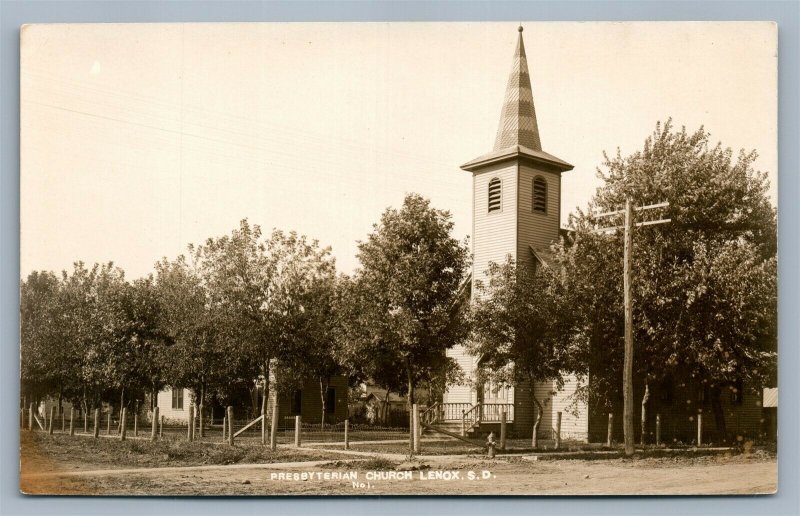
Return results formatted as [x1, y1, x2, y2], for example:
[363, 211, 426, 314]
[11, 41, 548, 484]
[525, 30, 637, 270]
[294, 272, 341, 426]
[469, 258, 578, 447]
[347, 193, 471, 416]
[121, 276, 169, 412]
[154, 255, 243, 432]
[197, 219, 336, 425]
[561, 120, 777, 441]
[20, 271, 74, 408]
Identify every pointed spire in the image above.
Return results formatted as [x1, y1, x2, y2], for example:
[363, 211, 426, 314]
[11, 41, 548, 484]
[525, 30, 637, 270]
[494, 26, 542, 151]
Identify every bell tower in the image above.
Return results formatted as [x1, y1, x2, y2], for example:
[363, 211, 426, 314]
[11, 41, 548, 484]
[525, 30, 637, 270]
[444, 27, 576, 430]
[462, 25, 573, 295]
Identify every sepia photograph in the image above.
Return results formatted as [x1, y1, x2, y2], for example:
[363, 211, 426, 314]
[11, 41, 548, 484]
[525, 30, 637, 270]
[19, 21, 778, 496]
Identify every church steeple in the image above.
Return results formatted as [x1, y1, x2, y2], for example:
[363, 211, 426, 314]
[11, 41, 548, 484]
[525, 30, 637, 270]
[461, 26, 572, 173]
[494, 26, 542, 151]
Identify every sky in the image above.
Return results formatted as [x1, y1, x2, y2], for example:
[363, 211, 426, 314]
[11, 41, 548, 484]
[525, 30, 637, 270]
[21, 22, 777, 279]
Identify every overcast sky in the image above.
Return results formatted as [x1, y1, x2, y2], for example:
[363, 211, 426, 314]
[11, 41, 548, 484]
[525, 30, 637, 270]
[21, 22, 777, 279]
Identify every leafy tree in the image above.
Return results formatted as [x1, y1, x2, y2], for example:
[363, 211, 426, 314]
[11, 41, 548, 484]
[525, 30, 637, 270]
[20, 271, 74, 408]
[469, 258, 578, 447]
[347, 193, 471, 415]
[560, 120, 777, 440]
[154, 255, 243, 431]
[197, 219, 336, 422]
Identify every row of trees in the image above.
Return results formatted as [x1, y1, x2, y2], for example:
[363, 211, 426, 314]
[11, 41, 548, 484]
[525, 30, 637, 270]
[470, 121, 777, 442]
[22, 121, 777, 441]
[21, 195, 470, 425]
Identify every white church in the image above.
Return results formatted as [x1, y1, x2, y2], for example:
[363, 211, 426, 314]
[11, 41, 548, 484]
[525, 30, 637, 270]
[441, 27, 588, 441]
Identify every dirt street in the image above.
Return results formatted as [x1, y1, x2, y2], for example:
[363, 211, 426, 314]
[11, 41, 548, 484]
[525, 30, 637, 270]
[21, 451, 777, 496]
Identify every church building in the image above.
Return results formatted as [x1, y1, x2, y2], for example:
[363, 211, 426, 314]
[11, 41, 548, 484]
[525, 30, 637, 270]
[443, 26, 589, 441]
[441, 27, 771, 445]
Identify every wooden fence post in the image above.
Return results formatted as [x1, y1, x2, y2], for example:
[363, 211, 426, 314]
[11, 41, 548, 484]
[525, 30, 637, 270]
[84, 410, 88, 434]
[656, 413, 661, 446]
[294, 415, 301, 447]
[261, 404, 267, 446]
[48, 406, 55, 435]
[227, 406, 235, 446]
[461, 410, 466, 437]
[107, 411, 112, 435]
[500, 411, 507, 451]
[134, 413, 138, 437]
[151, 407, 159, 441]
[187, 404, 194, 442]
[28, 403, 33, 431]
[412, 404, 420, 454]
[222, 415, 227, 443]
[69, 408, 75, 436]
[344, 419, 350, 450]
[93, 408, 100, 438]
[61, 409, 65, 432]
[554, 411, 562, 450]
[120, 408, 127, 441]
[160, 415, 164, 439]
[697, 411, 702, 446]
[269, 402, 278, 451]
[199, 403, 204, 438]
[606, 413, 613, 447]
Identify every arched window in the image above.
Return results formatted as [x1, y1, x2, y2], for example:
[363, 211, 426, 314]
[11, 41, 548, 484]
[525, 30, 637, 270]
[533, 176, 547, 213]
[488, 177, 502, 213]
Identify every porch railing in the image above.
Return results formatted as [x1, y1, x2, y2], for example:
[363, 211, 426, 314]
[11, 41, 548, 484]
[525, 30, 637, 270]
[462, 403, 481, 436]
[481, 403, 514, 422]
[420, 402, 441, 425]
[441, 402, 472, 421]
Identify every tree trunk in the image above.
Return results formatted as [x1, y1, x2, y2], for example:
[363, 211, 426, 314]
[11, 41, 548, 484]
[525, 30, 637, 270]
[406, 365, 415, 452]
[406, 366, 415, 415]
[710, 386, 727, 444]
[319, 377, 328, 430]
[199, 382, 205, 438]
[261, 361, 269, 445]
[640, 382, 650, 445]
[382, 392, 390, 425]
[118, 387, 125, 433]
[531, 395, 543, 449]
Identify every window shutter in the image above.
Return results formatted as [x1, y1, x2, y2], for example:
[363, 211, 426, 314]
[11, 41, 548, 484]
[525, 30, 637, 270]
[533, 176, 547, 213]
[488, 178, 502, 212]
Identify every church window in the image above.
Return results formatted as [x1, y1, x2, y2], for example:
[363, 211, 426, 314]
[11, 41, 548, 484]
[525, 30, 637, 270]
[533, 176, 547, 213]
[488, 178, 502, 212]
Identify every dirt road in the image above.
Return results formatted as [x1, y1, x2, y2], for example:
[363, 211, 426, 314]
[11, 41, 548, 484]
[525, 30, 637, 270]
[21, 453, 777, 496]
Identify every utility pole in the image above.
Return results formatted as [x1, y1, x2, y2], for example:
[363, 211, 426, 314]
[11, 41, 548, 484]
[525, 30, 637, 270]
[595, 199, 670, 456]
[622, 199, 634, 456]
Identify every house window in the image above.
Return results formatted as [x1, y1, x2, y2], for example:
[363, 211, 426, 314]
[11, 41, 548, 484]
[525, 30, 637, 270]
[533, 176, 547, 213]
[171, 388, 184, 410]
[292, 390, 302, 415]
[488, 178, 502, 212]
[325, 387, 336, 414]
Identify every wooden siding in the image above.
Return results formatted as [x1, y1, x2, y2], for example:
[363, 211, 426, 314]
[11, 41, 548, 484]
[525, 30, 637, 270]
[451, 162, 518, 406]
[274, 376, 349, 424]
[444, 344, 476, 404]
[517, 164, 561, 268]
[472, 162, 518, 300]
[156, 387, 193, 422]
[549, 374, 589, 440]
[512, 376, 588, 441]
[587, 380, 769, 443]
